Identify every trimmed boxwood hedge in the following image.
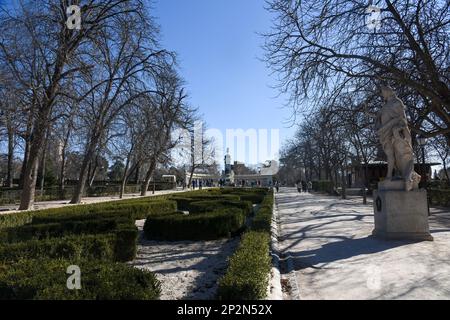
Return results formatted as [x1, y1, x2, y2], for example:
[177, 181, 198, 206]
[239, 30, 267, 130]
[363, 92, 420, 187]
[170, 194, 241, 211]
[261, 192, 274, 206]
[429, 189, 450, 207]
[220, 187, 268, 195]
[114, 227, 138, 262]
[251, 206, 272, 232]
[3, 216, 134, 243]
[217, 231, 271, 300]
[0, 198, 176, 230]
[0, 220, 139, 265]
[0, 258, 160, 300]
[0, 234, 116, 263]
[144, 208, 245, 241]
[31, 200, 177, 224]
[251, 192, 274, 232]
[189, 200, 253, 216]
[0, 211, 34, 230]
[239, 194, 265, 204]
[169, 197, 192, 211]
[0, 195, 174, 300]
[218, 190, 273, 300]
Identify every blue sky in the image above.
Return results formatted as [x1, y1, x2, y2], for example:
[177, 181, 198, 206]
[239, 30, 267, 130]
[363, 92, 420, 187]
[153, 0, 296, 162]
[0, 0, 297, 165]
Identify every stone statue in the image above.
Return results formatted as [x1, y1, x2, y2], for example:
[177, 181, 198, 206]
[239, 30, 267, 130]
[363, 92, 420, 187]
[375, 85, 421, 191]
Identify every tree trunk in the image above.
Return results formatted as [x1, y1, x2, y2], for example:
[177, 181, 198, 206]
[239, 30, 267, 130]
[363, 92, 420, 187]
[140, 159, 156, 196]
[18, 38, 69, 210]
[39, 133, 49, 195]
[341, 167, 347, 200]
[70, 139, 99, 204]
[19, 136, 30, 190]
[6, 121, 14, 188]
[19, 107, 34, 190]
[58, 128, 71, 200]
[59, 151, 67, 199]
[88, 163, 98, 188]
[18, 132, 45, 210]
[19, 111, 52, 210]
[70, 158, 91, 204]
[134, 164, 140, 184]
[119, 154, 132, 199]
[119, 170, 129, 199]
[443, 161, 449, 184]
[188, 167, 195, 189]
[39, 149, 47, 196]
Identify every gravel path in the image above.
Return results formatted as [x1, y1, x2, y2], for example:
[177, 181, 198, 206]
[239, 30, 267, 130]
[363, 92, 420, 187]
[277, 187, 450, 300]
[131, 220, 239, 300]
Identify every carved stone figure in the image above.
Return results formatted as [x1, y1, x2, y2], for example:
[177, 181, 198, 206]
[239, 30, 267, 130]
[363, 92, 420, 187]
[375, 85, 421, 191]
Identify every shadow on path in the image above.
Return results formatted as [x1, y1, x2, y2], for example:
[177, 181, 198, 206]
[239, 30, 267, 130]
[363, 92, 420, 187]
[289, 235, 418, 270]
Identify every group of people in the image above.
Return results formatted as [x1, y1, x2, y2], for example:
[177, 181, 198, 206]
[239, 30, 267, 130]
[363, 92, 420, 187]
[296, 180, 312, 193]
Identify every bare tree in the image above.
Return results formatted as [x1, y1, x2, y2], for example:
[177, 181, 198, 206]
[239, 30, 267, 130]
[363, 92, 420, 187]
[0, 0, 158, 209]
[185, 122, 217, 188]
[430, 135, 450, 183]
[264, 0, 449, 142]
[0, 72, 19, 188]
[68, 14, 169, 204]
[138, 72, 194, 196]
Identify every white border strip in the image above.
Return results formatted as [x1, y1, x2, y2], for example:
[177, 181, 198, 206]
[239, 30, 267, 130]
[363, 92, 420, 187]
[267, 192, 283, 300]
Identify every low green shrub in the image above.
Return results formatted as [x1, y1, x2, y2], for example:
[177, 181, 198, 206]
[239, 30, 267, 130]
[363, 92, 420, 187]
[114, 227, 138, 262]
[193, 194, 241, 201]
[220, 188, 267, 195]
[0, 258, 160, 300]
[251, 206, 272, 232]
[429, 189, 450, 207]
[31, 200, 177, 224]
[0, 198, 175, 230]
[0, 234, 116, 263]
[217, 231, 271, 300]
[144, 208, 245, 241]
[239, 194, 265, 204]
[170, 197, 192, 211]
[170, 194, 240, 211]
[0, 211, 34, 230]
[251, 192, 273, 232]
[189, 200, 253, 216]
[5, 217, 134, 243]
[260, 192, 274, 208]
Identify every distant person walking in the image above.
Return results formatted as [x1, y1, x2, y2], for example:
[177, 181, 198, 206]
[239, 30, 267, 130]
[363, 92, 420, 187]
[301, 180, 307, 193]
[275, 181, 280, 193]
[307, 181, 313, 193]
[296, 180, 302, 193]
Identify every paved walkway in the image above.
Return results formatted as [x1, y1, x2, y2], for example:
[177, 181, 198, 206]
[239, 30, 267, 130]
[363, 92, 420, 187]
[0, 188, 198, 214]
[276, 187, 450, 300]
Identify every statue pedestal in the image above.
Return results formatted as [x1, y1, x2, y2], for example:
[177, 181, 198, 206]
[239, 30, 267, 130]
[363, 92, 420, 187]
[372, 180, 433, 241]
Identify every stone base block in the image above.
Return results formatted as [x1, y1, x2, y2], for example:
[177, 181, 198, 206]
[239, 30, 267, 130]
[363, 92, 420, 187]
[373, 188, 433, 241]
